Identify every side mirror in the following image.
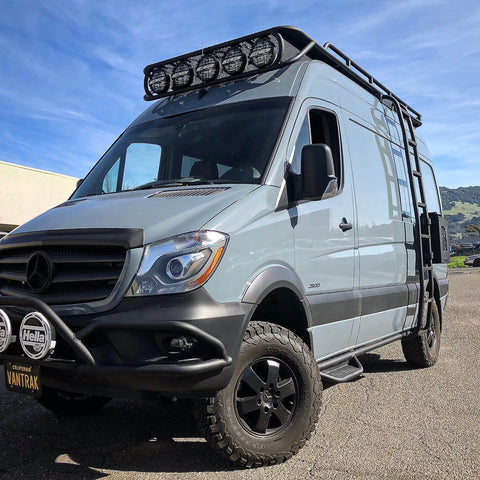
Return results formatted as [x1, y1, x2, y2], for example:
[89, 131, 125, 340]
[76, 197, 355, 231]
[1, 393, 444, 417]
[300, 144, 338, 200]
[76, 178, 84, 190]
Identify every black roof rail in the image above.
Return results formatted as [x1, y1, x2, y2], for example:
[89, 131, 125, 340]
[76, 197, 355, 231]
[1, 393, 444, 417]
[274, 27, 422, 127]
[143, 25, 422, 127]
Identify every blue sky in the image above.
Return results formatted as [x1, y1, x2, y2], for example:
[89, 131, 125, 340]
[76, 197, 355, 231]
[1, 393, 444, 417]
[0, 0, 478, 188]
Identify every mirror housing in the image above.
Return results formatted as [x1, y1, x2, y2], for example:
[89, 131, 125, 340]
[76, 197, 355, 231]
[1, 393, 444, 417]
[299, 144, 338, 200]
[76, 178, 84, 190]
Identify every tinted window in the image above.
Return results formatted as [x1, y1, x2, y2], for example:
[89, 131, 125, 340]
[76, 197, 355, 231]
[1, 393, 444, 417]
[291, 108, 342, 188]
[422, 161, 442, 214]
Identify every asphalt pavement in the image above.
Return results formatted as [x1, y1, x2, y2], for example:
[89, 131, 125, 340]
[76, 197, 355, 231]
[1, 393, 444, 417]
[0, 270, 479, 479]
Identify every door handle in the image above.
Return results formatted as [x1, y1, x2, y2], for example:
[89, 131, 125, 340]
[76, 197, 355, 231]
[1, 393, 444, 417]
[339, 217, 352, 232]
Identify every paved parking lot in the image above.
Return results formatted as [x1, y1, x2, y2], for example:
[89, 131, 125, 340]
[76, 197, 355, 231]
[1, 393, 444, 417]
[0, 270, 479, 479]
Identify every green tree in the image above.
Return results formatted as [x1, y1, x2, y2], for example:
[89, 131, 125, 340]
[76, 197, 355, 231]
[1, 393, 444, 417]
[465, 224, 480, 235]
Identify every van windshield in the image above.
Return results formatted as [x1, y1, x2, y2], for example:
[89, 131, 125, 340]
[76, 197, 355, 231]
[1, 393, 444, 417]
[73, 97, 291, 198]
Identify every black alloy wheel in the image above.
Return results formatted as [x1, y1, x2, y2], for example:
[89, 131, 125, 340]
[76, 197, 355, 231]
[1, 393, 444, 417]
[194, 321, 322, 468]
[235, 357, 299, 436]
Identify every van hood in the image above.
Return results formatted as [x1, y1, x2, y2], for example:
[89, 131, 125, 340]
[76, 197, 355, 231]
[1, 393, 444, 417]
[11, 185, 258, 245]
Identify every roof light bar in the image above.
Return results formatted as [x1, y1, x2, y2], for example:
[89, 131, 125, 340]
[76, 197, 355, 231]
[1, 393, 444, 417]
[143, 29, 285, 101]
[142, 26, 422, 126]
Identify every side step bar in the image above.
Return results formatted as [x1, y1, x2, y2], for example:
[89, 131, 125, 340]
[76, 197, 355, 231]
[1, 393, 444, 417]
[317, 332, 405, 383]
[320, 355, 363, 383]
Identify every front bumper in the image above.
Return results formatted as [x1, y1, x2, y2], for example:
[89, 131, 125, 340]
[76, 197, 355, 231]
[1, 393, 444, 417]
[0, 291, 252, 398]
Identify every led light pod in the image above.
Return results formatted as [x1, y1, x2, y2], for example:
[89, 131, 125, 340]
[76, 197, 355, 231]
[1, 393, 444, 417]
[172, 61, 194, 89]
[221, 46, 247, 75]
[250, 38, 276, 68]
[196, 54, 220, 82]
[148, 68, 169, 94]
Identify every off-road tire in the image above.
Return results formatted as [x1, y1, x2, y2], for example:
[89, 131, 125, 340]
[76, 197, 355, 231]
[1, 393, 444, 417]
[193, 321, 322, 468]
[402, 300, 441, 368]
[37, 386, 111, 415]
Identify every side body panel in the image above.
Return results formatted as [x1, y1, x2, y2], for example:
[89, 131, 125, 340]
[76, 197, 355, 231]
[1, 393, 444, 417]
[286, 96, 358, 359]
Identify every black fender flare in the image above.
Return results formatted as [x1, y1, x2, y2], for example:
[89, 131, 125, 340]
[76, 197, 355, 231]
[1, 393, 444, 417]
[241, 265, 313, 329]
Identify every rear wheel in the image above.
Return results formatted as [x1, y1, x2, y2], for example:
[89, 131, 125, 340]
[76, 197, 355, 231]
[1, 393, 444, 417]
[473, 258, 480, 267]
[37, 386, 111, 415]
[402, 300, 441, 368]
[194, 321, 322, 468]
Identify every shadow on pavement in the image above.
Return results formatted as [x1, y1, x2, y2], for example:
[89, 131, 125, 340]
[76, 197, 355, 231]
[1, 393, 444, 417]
[359, 352, 413, 373]
[0, 389, 236, 479]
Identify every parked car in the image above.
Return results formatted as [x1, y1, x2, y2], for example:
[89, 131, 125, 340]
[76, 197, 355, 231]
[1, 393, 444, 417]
[464, 254, 480, 267]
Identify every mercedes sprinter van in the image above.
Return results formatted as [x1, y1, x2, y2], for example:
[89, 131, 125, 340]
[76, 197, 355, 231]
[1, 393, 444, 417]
[0, 27, 449, 467]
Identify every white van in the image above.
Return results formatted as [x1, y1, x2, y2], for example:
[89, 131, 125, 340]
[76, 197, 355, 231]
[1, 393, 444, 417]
[0, 26, 449, 467]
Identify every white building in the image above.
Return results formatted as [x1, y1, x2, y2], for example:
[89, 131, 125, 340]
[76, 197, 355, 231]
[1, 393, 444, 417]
[0, 160, 78, 233]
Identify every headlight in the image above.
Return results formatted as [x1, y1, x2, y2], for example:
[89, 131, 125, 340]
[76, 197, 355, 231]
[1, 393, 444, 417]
[127, 231, 228, 296]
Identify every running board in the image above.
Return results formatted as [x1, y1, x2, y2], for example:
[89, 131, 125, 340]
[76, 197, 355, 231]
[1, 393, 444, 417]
[319, 355, 363, 383]
[316, 332, 405, 383]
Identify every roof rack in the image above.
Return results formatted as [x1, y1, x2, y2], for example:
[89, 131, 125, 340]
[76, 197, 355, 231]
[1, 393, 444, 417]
[276, 27, 422, 127]
[143, 26, 422, 127]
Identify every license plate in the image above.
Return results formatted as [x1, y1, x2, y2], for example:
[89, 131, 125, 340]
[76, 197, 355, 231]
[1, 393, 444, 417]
[4, 361, 42, 397]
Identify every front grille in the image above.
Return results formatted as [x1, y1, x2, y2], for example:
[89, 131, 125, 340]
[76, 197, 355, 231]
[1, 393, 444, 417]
[0, 245, 126, 305]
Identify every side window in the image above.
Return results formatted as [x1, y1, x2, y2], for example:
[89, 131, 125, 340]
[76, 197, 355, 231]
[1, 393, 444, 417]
[102, 158, 120, 193]
[101, 143, 162, 193]
[421, 161, 442, 214]
[291, 109, 342, 188]
[122, 143, 162, 190]
[385, 116, 414, 219]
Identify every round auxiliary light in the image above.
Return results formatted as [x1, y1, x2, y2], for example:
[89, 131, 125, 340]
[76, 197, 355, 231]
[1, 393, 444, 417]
[172, 61, 194, 89]
[196, 54, 219, 82]
[0, 309, 13, 353]
[249, 38, 276, 68]
[221, 46, 247, 75]
[20, 312, 56, 360]
[148, 68, 169, 95]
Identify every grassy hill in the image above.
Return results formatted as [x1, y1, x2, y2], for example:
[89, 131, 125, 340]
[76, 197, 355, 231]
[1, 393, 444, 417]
[440, 186, 480, 237]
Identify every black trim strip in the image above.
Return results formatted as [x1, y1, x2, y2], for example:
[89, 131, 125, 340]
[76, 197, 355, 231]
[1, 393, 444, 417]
[308, 284, 415, 327]
[0, 228, 144, 250]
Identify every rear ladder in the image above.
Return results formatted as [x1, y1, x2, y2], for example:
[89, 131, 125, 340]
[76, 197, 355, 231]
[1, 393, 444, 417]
[384, 95, 434, 333]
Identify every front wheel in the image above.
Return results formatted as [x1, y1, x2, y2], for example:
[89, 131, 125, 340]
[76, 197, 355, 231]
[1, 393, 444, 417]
[402, 299, 441, 368]
[37, 386, 111, 415]
[194, 321, 322, 468]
